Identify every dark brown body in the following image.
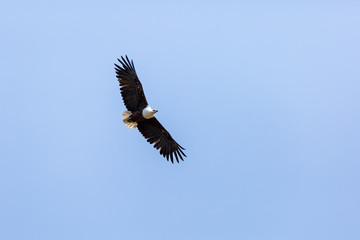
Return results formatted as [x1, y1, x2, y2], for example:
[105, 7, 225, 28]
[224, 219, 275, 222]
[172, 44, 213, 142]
[129, 111, 146, 122]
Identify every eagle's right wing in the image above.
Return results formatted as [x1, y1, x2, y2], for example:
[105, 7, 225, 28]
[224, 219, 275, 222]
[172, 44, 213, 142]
[115, 56, 148, 111]
[137, 118, 186, 163]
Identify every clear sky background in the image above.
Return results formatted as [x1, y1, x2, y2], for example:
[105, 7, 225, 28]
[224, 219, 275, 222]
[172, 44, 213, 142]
[1, 1, 359, 239]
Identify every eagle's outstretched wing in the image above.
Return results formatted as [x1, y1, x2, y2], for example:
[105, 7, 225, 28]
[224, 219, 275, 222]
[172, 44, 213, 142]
[137, 118, 186, 163]
[115, 56, 148, 111]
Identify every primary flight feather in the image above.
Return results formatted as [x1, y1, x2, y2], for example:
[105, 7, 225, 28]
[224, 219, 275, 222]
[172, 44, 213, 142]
[115, 56, 186, 163]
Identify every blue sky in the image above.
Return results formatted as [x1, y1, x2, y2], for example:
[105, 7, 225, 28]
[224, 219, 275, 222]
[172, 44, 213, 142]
[1, 1, 360, 239]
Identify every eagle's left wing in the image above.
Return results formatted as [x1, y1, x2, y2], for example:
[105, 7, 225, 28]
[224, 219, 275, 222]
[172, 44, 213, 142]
[137, 118, 186, 163]
[115, 56, 148, 111]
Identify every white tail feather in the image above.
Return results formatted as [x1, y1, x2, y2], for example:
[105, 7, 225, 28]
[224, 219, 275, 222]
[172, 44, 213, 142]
[122, 111, 138, 129]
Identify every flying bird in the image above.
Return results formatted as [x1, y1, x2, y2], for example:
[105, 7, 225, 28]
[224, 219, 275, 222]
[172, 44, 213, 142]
[115, 56, 186, 163]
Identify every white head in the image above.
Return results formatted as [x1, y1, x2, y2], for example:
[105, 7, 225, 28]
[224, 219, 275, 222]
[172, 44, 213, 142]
[142, 105, 158, 119]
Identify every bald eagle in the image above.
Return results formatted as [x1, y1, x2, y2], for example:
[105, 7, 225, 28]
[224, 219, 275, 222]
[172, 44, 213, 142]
[115, 56, 186, 163]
